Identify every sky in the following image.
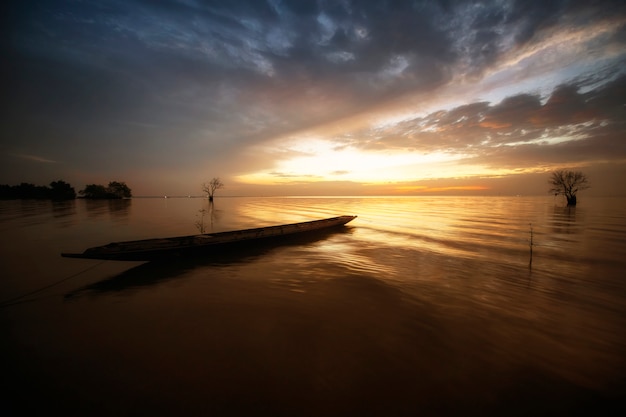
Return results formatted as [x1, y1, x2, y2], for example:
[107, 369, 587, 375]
[2, 0, 625, 196]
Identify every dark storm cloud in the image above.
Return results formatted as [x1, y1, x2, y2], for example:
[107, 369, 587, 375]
[4, 2, 451, 126]
[4, 0, 623, 118]
[1, 0, 458, 177]
[504, 0, 565, 45]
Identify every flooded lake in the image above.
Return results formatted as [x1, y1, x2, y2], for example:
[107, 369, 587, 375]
[2, 196, 625, 416]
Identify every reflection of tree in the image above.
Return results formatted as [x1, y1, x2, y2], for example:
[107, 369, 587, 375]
[51, 200, 76, 218]
[108, 199, 131, 219]
[51, 200, 78, 227]
[196, 200, 222, 233]
[84, 199, 109, 218]
[550, 205, 579, 234]
[207, 200, 222, 231]
[83, 199, 131, 220]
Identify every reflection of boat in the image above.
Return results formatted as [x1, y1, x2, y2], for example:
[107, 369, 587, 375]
[65, 226, 352, 297]
[62, 215, 357, 261]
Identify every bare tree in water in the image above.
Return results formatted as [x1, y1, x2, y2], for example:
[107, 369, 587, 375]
[202, 177, 224, 202]
[548, 170, 589, 206]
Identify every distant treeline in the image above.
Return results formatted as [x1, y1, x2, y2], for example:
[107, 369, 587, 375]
[0, 180, 132, 200]
[81, 181, 132, 199]
[0, 180, 76, 200]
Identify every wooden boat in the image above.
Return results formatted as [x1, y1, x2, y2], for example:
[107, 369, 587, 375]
[61, 215, 356, 261]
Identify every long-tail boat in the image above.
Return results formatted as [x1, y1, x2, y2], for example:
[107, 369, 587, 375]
[62, 215, 356, 261]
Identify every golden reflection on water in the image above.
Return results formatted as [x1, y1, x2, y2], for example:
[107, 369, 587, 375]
[2, 196, 626, 416]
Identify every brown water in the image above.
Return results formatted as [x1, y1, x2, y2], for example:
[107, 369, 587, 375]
[2, 196, 625, 416]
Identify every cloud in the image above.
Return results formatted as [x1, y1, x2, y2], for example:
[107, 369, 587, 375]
[480, 94, 542, 129]
[269, 171, 321, 179]
[332, 74, 626, 166]
[11, 153, 58, 164]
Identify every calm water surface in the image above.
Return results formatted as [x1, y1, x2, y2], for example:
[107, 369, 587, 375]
[2, 196, 625, 416]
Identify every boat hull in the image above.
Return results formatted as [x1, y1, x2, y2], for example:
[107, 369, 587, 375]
[62, 215, 356, 261]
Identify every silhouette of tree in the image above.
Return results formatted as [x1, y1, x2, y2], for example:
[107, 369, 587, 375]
[79, 181, 132, 199]
[202, 177, 224, 201]
[548, 170, 589, 206]
[106, 181, 132, 198]
[49, 180, 76, 200]
[0, 182, 51, 199]
[80, 184, 109, 199]
[20, 183, 49, 198]
[0, 184, 11, 199]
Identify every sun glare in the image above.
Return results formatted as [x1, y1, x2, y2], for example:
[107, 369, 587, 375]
[236, 138, 473, 185]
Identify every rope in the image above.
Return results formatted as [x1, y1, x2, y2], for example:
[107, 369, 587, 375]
[0, 260, 106, 308]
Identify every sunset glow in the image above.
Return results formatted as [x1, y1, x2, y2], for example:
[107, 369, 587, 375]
[237, 137, 467, 185]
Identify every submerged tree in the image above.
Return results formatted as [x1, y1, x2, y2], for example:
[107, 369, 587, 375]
[202, 177, 224, 201]
[548, 170, 589, 206]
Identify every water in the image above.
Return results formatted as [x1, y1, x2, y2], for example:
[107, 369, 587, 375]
[2, 196, 625, 416]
